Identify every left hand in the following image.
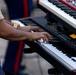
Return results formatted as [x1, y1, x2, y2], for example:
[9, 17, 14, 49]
[18, 26, 41, 32]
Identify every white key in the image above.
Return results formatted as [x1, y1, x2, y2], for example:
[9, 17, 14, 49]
[11, 20, 25, 27]
[40, 43, 76, 70]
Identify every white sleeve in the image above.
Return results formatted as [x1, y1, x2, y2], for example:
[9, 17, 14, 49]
[0, 6, 4, 20]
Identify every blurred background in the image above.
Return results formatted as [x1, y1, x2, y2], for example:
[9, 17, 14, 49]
[0, 0, 53, 75]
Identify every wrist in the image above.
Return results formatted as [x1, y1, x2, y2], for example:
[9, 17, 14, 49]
[26, 32, 33, 41]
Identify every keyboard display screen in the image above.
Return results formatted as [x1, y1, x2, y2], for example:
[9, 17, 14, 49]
[59, 0, 76, 10]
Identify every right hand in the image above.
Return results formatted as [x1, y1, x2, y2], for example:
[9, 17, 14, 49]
[28, 32, 52, 43]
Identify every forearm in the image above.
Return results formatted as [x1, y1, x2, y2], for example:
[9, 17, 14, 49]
[3, 31, 30, 41]
[0, 19, 30, 41]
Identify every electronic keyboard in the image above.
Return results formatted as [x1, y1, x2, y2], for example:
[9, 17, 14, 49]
[11, 0, 76, 74]
[12, 15, 76, 75]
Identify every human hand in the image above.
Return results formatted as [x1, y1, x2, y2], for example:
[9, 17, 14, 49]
[18, 26, 41, 32]
[28, 32, 52, 43]
[5, 20, 13, 26]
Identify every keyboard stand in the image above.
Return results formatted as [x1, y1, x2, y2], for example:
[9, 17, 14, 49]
[48, 68, 62, 75]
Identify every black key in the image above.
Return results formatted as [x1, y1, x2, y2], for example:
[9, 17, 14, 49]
[48, 0, 58, 3]
[65, 9, 76, 13]
[73, 16, 76, 19]
[61, 6, 71, 10]
[70, 13, 76, 16]
[53, 2, 62, 5]
[57, 4, 67, 8]
[51, 42, 70, 57]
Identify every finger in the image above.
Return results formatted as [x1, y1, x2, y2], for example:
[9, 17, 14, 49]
[42, 32, 53, 39]
[32, 26, 41, 32]
[43, 37, 49, 43]
[41, 35, 49, 43]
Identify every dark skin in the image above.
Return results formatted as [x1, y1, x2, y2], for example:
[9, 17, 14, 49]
[0, 19, 52, 42]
